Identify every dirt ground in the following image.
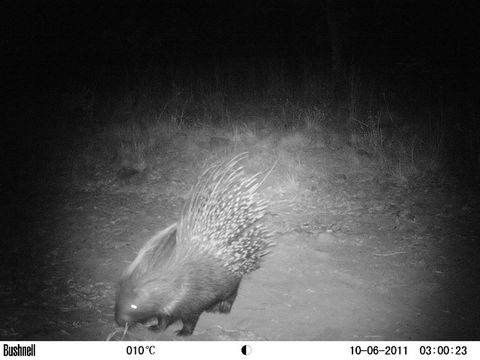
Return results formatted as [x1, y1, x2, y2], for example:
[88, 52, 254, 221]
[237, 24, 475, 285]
[2, 146, 480, 341]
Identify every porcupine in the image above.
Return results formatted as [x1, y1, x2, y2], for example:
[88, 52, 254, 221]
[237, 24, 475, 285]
[115, 153, 272, 336]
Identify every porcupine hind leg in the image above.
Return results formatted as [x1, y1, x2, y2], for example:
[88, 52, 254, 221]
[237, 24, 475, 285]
[207, 288, 238, 314]
[176, 313, 201, 336]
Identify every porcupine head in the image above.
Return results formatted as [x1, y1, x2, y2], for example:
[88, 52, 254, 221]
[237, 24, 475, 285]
[115, 225, 178, 328]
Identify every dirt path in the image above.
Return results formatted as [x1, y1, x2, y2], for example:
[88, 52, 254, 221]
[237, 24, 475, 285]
[2, 150, 480, 340]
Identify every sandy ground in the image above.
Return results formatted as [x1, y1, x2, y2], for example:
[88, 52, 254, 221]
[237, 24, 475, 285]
[2, 147, 480, 341]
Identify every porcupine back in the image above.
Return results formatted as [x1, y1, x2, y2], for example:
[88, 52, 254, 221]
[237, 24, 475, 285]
[115, 153, 272, 336]
[177, 153, 271, 276]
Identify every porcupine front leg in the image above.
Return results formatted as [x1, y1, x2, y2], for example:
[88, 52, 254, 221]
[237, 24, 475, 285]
[176, 313, 201, 336]
[150, 315, 176, 332]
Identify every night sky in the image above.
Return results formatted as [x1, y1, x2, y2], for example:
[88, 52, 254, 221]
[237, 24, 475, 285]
[4, 1, 478, 88]
[2, 0, 480, 167]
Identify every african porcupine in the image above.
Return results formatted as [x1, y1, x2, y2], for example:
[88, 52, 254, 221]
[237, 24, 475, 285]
[115, 153, 272, 336]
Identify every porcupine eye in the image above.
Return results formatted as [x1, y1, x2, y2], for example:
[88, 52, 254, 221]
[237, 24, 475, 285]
[130, 304, 138, 310]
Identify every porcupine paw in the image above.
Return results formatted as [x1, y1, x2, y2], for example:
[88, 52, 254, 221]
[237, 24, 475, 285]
[175, 328, 193, 336]
[149, 316, 174, 332]
[175, 315, 200, 336]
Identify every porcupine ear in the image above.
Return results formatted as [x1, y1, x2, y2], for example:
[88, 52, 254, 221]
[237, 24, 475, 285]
[124, 223, 177, 277]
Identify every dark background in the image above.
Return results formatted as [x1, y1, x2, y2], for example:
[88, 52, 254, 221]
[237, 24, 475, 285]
[3, 1, 480, 223]
[2, 0, 480, 341]
[4, 1, 479, 112]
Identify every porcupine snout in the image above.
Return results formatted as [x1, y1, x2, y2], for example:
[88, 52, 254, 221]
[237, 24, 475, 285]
[115, 280, 160, 327]
[114, 290, 132, 326]
[114, 281, 139, 327]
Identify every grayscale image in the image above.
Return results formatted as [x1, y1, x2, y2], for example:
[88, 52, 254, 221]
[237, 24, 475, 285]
[2, 0, 479, 341]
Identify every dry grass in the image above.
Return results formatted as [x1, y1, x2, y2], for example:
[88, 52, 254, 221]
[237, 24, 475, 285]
[56, 63, 450, 193]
